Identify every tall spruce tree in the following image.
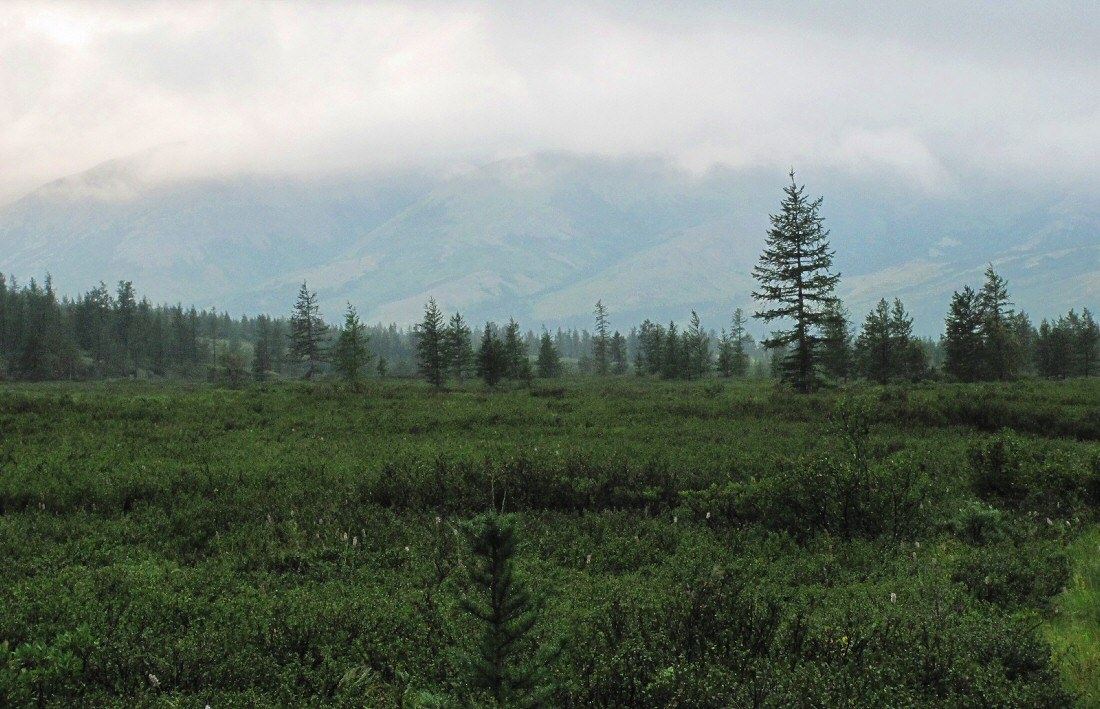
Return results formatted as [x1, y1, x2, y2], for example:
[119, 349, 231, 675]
[855, 298, 920, 384]
[477, 323, 507, 386]
[445, 312, 474, 382]
[416, 297, 447, 388]
[503, 318, 531, 382]
[609, 331, 628, 375]
[1078, 308, 1098, 377]
[252, 315, 273, 382]
[685, 310, 710, 379]
[635, 319, 664, 376]
[333, 303, 372, 386]
[661, 321, 680, 380]
[979, 265, 1018, 380]
[592, 300, 611, 375]
[752, 171, 841, 393]
[717, 329, 734, 377]
[730, 308, 751, 377]
[288, 281, 328, 379]
[943, 286, 984, 382]
[819, 299, 853, 382]
[536, 329, 561, 378]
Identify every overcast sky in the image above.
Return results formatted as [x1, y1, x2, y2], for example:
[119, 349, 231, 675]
[2, 1, 1099, 204]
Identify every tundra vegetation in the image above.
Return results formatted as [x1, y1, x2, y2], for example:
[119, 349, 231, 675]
[1, 377, 1099, 705]
[2, 176, 1099, 704]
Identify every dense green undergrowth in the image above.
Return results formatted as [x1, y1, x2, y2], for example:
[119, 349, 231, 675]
[1, 377, 1098, 705]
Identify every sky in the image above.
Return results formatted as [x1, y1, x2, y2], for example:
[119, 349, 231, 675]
[2, 1, 1099, 205]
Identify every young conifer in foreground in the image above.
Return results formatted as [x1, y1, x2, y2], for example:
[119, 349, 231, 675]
[460, 512, 560, 707]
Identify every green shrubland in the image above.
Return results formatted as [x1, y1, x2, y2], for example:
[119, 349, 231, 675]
[1, 377, 1098, 705]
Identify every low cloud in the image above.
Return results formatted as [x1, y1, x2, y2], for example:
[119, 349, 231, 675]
[2, 1, 1098, 203]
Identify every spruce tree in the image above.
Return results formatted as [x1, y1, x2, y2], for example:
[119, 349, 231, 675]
[1078, 308, 1098, 377]
[592, 300, 611, 375]
[460, 512, 559, 706]
[979, 265, 1018, 380]
[333, 303, 372, 386]
[503, 318, 531, 382]
[536, 329, 561, 378]
[252, 315, 273, 382]
[717, 328, 734, 377]
[416, 297, 447, 388]
[609, 331, 628, 375]
[943, 286, 984, 382]
[661, 321, 680, 380]
[685, 311, 710, 379]
[752, 171, 841, 393]
[446, 312, 474, 381]
[856, 299, 893, 384]
[730, 308, 750, 378]
[477, 323, 507, 387]
[635, 320, 664, 376]
[288, 281, 328, 379]
[891, 298, 927, 380]
[819, 300, 853, 382]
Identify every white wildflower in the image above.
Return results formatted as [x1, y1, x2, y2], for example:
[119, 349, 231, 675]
[890, 593, 896, 604]
[148, 673, 160, 688]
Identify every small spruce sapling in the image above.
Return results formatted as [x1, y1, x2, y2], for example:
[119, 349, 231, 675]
[460, 512, 561, 706]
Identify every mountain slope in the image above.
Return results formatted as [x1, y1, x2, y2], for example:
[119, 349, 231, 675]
[1, 151, 1097, 334]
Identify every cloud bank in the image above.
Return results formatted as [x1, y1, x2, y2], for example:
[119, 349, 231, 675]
[2, 1, 1098, 203]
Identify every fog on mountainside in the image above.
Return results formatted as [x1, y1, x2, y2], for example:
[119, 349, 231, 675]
[1, 149, 1098, 334]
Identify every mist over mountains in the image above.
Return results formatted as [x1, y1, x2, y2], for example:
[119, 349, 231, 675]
[1, 149, 1097, 336]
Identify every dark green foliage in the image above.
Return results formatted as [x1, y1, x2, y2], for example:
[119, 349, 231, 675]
[609, 331, 628, 375]
[288, 281, 328, 379]
[661, 321, 681, 380]
[979, 264, 1020, 381]
[536, 330, 561, 378]
[251, 315, 274, 382]
[0, 376, 1096, 705]
[503, 318, 532, 382]
[634, 319, 664, 376]
[855, 298, 926, 383]
[445, 312, 474, 381]
[415, 297, 448, 387]
[944, 286, 984, 382]
[818, 299, 852, 381]
[477, 323, 507, 386]
[460, 513, 559, 706]
[333, 303, 372, 386]
[968, 428, 1100, 514]
[684, 311, 710, 379]
[592, 300, 611, 375]
[752, 172, 841, 393]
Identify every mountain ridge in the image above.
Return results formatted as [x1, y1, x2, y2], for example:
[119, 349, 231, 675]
[1, 151, 1097, 335]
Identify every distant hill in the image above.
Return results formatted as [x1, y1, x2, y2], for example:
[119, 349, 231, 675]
[1, 149, 1097, 335]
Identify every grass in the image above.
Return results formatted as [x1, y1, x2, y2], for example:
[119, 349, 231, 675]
[1049, 526, 1100, 704]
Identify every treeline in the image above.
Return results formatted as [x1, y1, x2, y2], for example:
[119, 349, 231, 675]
[0, 269, 1095, 387]
[0, 276, 707, 382]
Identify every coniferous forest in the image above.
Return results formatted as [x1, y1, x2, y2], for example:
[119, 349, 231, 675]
[2, 177, 1100, 705]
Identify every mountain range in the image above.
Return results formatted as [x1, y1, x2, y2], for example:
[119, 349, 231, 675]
[1, 149, 1097, 336]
